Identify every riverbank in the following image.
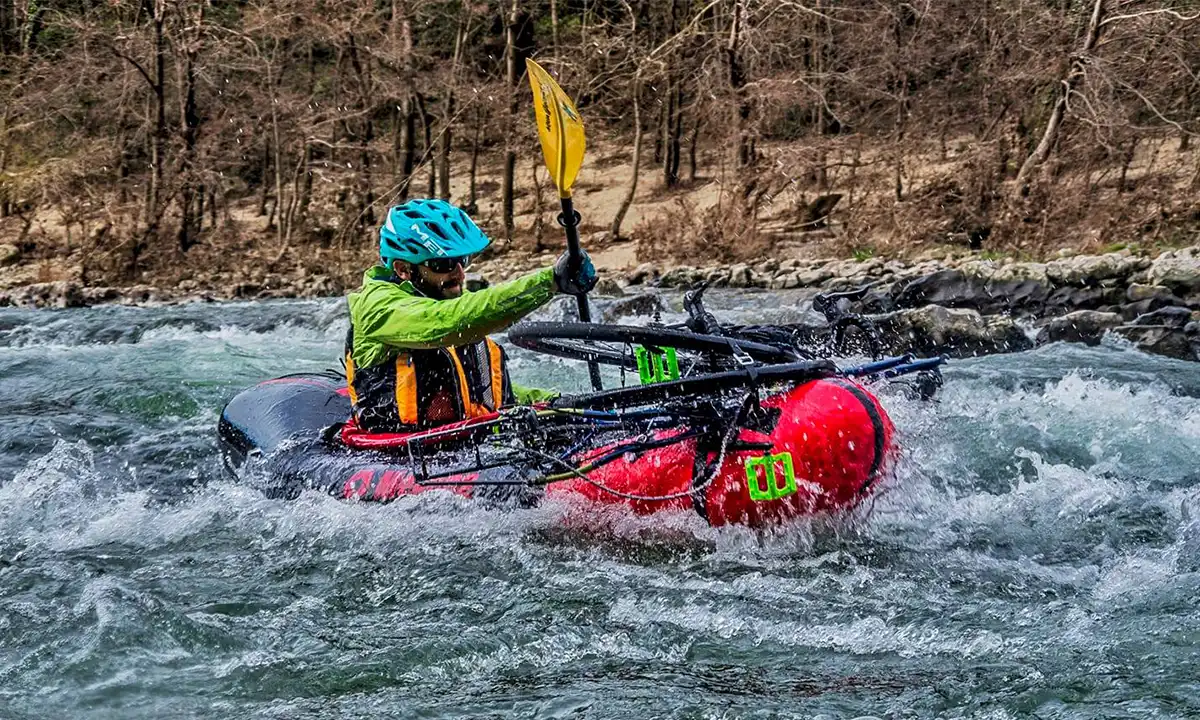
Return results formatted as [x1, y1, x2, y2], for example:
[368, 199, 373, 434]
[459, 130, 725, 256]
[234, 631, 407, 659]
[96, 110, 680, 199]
[610, 245, 1200, 363]
[3, 243, 1199, 362]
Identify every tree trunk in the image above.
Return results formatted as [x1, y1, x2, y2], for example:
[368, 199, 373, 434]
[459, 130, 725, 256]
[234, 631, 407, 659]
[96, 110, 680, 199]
[438, 13, 469, 202]
[439, 99, 451, 199]
[415, 92, 434, 197]
[1118, 137, 1138, 194]
[611, 73, 643, 240]
[726, 0, 754, 169]
[1013, 0, 1106, 195]
[330, 46, 343, 166]
[394, 100, 416, 201]
[176, 1, 204, 253]
[268, 56, 285, 242]
[258, 138, 270, 216]
[298, 43, 315, 222]
[347, 32, 375, 227]
[531, 157, 545, 251]
[502, 0, 520, 244]
[653, 102, 664, 165]
[688, 113, 702, 182]
[662, 82, 680, 188]
[467, 106, 482, 214]
[146, 0, 166, 232]
[0, 0, 10, 55]
[299, 141, 314, 221]
[0, 100, 10, 217]
[392, 0, 416, 202]
[668, 88, 683, 185]
[437, 93, 454, 200]
[195, 184, 204, 231]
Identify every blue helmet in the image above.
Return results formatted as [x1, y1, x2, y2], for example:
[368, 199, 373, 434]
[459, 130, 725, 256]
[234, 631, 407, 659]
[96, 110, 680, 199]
[379, 199, 491, 268]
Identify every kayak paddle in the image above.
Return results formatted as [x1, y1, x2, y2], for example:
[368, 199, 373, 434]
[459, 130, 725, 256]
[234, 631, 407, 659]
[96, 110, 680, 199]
[526, 58, 603, 390]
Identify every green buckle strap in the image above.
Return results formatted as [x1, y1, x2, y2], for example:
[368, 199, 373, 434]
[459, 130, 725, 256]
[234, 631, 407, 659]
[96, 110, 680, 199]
[635, 346, 680, 384]
[745, 452, 797, 502]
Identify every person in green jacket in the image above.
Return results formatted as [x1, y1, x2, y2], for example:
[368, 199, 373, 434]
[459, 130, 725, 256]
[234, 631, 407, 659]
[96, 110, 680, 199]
[345, 198, 597, 432]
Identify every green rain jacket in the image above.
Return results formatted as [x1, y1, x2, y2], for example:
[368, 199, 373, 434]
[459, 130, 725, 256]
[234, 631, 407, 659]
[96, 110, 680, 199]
[346, 265, 559, 405]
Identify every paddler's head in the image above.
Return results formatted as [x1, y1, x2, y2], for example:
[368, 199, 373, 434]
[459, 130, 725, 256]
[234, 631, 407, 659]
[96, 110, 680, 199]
[378, 199, 490, 300]
[393, 255, 470, 299]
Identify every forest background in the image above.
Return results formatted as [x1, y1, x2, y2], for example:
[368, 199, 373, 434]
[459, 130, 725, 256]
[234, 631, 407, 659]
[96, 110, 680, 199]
[1, 0, 1198, 297]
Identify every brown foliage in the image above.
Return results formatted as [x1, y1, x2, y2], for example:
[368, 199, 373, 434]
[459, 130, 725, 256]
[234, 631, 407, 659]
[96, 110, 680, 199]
[1, 0, 1199, 290]
[633, 194, 771, 266]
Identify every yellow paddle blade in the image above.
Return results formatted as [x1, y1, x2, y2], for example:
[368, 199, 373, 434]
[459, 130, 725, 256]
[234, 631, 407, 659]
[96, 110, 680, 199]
[526, 58, 585, 198]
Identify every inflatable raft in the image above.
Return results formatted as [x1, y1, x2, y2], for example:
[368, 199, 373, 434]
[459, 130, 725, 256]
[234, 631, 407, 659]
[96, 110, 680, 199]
[218, 365, 897, 527]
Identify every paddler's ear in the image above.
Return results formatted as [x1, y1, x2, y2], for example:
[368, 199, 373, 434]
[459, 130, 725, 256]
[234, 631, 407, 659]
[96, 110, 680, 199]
[390, 260, 413, 280]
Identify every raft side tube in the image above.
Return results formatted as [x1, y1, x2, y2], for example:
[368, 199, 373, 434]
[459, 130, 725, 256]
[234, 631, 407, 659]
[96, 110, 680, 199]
[218, 373, 350, 466]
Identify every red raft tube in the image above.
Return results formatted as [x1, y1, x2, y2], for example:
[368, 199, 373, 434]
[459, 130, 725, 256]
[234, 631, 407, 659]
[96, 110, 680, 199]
[218, 372, 895, 528]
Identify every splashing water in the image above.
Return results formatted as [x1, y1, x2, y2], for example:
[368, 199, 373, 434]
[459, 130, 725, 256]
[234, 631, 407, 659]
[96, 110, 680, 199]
[1, 294, 1198, 719]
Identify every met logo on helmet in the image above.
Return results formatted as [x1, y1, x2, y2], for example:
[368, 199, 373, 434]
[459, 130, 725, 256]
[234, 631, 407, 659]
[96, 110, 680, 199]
[410, 223, 447, 256]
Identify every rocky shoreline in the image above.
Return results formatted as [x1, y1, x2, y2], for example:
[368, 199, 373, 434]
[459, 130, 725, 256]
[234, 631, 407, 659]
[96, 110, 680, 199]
[3, 245, 1200, 363]
[612, 247, 1200, 363]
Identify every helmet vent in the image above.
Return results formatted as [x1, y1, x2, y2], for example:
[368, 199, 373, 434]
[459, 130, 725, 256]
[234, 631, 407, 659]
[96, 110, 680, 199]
[449, 221, 463, 236]
[403, 210, 424, 219]
[427, 224, 447, 240]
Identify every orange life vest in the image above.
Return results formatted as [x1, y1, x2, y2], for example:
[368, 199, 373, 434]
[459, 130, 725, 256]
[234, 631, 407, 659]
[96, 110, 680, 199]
[344, 328, 511, 432]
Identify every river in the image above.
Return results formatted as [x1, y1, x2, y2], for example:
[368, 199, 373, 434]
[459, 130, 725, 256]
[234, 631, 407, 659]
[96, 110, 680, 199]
[1, 291, 1198, 719]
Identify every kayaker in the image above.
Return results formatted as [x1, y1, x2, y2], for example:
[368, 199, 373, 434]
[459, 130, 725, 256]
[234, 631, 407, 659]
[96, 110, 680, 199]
[344, 198, 597, 432]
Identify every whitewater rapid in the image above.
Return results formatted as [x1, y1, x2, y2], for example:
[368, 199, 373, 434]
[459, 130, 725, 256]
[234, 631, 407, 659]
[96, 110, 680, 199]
[2, 293, 1198, 719]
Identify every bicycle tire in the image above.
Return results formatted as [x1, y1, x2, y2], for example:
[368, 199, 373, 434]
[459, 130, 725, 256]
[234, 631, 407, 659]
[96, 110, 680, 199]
[507, 322, 797, 370]
[551, 360, 837, 410]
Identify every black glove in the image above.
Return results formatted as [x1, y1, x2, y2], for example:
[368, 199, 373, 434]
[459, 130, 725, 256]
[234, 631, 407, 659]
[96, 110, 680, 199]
[553, 249, 598, 295]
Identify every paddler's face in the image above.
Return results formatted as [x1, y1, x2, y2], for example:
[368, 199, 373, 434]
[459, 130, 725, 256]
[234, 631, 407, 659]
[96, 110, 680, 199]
[412, 260, 466, 300]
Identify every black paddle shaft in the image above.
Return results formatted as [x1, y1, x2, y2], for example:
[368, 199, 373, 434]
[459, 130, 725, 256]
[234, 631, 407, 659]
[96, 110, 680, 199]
[557, 196, 603, 390]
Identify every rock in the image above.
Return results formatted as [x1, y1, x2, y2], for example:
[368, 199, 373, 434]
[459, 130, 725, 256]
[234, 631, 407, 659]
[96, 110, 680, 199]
[953, 258, 1048, 286]
[752, 258, 779, 275]
[795, 266, 835, 287]
[232, 282, 263, 298]
[1043, 285, 1126, 313]
[874, 305, 1033, 358]
[1145, 247, 1200, 293]
[304, 274, 339, 296]
[657, 266, 697, 288]
[1119, 295, 1189, 322]
[768, 271, 802, 290]
[602, 292, 667, 322]
[1034, 310, 1123, 346]
[592, 277, 625, 296]
[626, 263, 658, 286]
[1045, 253, 1148, 286]
[859, 258, 885, 276]
[728, 264, 754, 288]
[79, 286, 120, 305]
[892, 270, 984, 309]
[0, 281, 87, 308]
[0, 244, 19, 266]
[1129, 305, 1195, 328]
[705, 267, 731, 287]
[891, 270, 1049, 316]
[535, 295, 588, 322]
[465, 273, 489, 292]
[1126, 283, 1175, 302]
[991, 262, 1050, 284]
[1112, 324, 1198, 361]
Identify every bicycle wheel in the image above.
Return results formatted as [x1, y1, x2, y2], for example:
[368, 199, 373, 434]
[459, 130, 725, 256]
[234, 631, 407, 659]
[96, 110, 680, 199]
[507, 322, 797, 371]
[550, 360, 837, 410]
